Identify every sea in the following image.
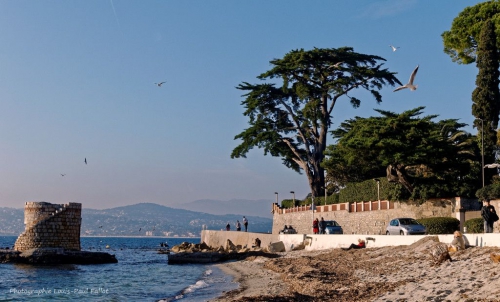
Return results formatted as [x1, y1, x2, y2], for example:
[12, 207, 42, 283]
[0, 236, 238, 301]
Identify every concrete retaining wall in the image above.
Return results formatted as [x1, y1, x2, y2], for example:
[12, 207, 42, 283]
[201, 230, 278, 250]
[272, 198, 489, 235]
[201, 231, 500, 253]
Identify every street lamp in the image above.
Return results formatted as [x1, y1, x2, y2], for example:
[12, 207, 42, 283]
[324, 169, 327, 205]
[310, 195, 316, 233]
[290, 191, 295, 205]
[275, 192, 279, 205]
[481, 118, 485, 188]
[374, 179, 380, 202]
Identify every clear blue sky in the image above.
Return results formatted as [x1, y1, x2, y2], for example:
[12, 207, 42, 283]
[0, 1, 484, 209]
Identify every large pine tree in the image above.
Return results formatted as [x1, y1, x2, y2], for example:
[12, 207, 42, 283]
[472, 19, 500, 172]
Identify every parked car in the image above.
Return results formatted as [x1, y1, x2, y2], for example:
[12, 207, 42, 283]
[324, 220, 343, 234]
[386, 218, 426, 235]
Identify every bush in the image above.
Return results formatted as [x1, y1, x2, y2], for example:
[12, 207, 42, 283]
[464, 218, 483, 233]
[417, 217, 460, 234]
[476, 183, 500, 200]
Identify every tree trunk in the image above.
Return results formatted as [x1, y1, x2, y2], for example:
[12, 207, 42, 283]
[386, 164, 413, 193]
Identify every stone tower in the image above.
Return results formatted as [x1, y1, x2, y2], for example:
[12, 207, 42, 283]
[14, 202, 82, 252]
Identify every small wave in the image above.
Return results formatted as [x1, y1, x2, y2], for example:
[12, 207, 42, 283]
[182, 280, 209, 294]
[204, 269, 212, 276]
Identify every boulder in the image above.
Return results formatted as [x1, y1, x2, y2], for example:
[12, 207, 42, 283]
[268, 241, 286, 253]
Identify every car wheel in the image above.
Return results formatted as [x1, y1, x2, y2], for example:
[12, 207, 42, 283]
[400, 230, 405, 235]
[386, 231, 390, 235]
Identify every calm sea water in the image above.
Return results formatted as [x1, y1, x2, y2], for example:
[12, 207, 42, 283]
[0, 236, 237, 301]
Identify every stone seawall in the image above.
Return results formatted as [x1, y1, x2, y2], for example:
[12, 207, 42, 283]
[14, 202, 82, 251]
[272, 197, 484, 235]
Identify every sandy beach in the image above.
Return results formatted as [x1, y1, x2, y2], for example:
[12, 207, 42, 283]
[211, 238, 500, 302]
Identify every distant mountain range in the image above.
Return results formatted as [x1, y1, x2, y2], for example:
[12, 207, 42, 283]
[173, 198, 274, 219]
[0, 203, 273, 238]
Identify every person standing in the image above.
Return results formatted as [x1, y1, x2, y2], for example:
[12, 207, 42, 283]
[319, 217, 326, 234]
[226, 223, 230, 231]
[236, 220, 241, 231]
[313, 218, 319, 234]
[481, 199, 497, 233]
[243, 216, 248, 232]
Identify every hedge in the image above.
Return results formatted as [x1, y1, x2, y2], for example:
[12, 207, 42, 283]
[464, 218, 483, 233]
[417, 217, 460, 234]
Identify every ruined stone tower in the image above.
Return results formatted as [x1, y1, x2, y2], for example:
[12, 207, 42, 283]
[14, 202, 82, 252]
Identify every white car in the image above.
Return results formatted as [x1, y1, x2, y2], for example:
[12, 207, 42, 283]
[386, 218, 426, 235]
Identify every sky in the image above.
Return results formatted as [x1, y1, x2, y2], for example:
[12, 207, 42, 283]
[0, 0, 486, 209]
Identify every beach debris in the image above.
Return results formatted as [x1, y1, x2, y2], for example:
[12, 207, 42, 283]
[428, 242, 452, 266]
[490, 253, 500, 263]
[268, 241, 286, 253]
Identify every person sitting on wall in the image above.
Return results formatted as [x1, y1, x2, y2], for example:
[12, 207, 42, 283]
[341, 239, 366, 251]
[448, 231, 465, 252]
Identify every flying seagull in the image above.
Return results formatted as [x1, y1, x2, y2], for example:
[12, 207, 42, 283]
[84, 158, 87, 165]
[393, 65, 419, 92]
[155, 81, 166, 87]
[485, 163, 500, 168]
[328, 62, 345, 69]
[61, 174, 66, 177]
[389, 45, 400, 52]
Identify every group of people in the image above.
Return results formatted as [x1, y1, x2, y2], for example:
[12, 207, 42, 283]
[225, 216, 249, 232]
[312, 217, 327, 234]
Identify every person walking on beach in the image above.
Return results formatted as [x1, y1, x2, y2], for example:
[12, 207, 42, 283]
[319, 217, 326, 234]
[226, 223, 230, 231]
[481, 199, 498, 233]
[313, 218, 319, 234]
[243, 216, 248, 232]
[236, 220, 241, 231]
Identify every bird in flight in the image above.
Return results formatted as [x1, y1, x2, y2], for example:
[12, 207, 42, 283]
[485, 163, 500, 168]
[393, 65, 419, 92]
[328, 62, 344, 69]
[389, 45, 400, 52]
[155, 81, 166, 87]
[61, 174, 66, 177]
[84, 158, 87, 165]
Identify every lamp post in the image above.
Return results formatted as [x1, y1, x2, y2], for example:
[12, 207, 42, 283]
[374, 179, 380, 201]
[481, 118, 485, 188]
[324, 169, 327, 205]
[275, 192, 279, 205]
[311, 195, 315, 234]
[290, 191, 295, 205]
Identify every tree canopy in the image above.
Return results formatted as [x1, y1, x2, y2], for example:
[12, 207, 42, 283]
[323, 107, 480, 200]
[472, 19, 500, 167]
[442, 0, 500, 64]
[231, 47, 402, 197]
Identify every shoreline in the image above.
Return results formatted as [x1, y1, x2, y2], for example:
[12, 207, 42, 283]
[210, 239, 500, 302]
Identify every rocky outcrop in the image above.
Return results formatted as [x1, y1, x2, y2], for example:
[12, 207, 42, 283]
[0, 248, 117, 265]
[167, 240, 279, 264]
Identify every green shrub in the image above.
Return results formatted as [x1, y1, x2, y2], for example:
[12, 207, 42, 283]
[280, 199, 297, 208]
[476, 183, 500, 200]
[464, 218, 483, 233]
[417, 217, 460, 234]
